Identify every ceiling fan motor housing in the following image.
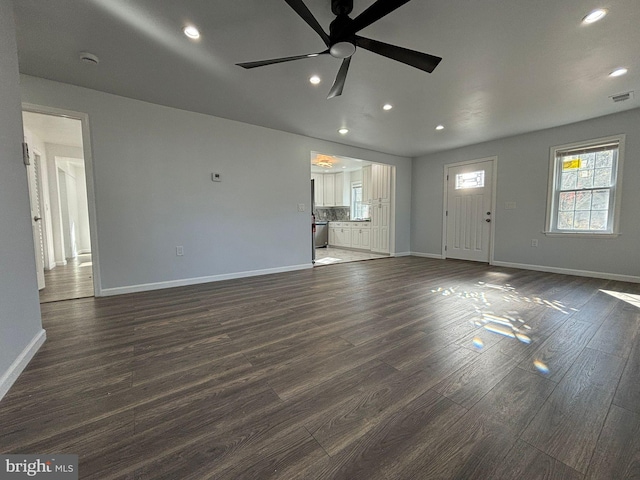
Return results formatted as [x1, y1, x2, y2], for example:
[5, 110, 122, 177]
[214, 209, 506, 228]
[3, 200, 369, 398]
[329, 13, 356, 58]
[237, 0, 442, 98]
[331, 0, 353, 16]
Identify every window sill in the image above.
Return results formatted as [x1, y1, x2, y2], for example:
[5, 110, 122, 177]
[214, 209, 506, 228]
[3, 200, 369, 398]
[543, 231, 620, 239]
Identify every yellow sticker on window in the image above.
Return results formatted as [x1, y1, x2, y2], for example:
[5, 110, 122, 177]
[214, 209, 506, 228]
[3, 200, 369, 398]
[562, 159, 581, 170]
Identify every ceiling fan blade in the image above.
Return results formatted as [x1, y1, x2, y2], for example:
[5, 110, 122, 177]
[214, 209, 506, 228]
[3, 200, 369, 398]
[356, 36, 441, 73]
[344, 0, 412, 36]
[237, 50, 328, 69]
[283, 0, 330, 46]
[327, 57, 351, 99]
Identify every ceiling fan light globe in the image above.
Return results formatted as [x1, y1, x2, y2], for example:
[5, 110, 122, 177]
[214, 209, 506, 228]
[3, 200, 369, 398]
[330, 42, 356, 59]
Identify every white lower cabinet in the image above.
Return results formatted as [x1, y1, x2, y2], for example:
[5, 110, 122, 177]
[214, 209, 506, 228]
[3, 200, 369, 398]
[335, 224, 351, 247]
[360, 228, 371, 248]
[351, 224, 371, 249]
[370, 203, 390, 254]
[329, 222, 371, 250]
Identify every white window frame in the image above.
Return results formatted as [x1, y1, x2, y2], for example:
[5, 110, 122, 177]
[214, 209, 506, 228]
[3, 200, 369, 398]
[545, 134, 625, 237]
[351, 181, 364, 219]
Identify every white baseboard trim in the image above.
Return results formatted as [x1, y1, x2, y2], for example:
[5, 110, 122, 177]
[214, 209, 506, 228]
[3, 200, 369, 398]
[55, 260, 67, 266]
[391, 251, 411, 257]
[78, 249, 92, 255]
[410, 252, 445, 259]
[0, 329, 46, 401]
[491, 261, 640, 284]
[100, 263, 313, 297]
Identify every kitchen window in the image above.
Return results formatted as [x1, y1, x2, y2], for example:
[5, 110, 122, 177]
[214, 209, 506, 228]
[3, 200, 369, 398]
[545, 135, 624, 236]
[351, 182, 368, 219]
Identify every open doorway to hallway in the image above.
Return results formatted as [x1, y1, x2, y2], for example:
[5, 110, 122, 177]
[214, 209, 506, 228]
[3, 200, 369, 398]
[22, 110, 94, 303]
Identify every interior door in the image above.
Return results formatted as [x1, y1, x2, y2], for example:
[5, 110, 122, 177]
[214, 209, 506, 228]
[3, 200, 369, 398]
[445, 160, 493, 262]
[26, 148, 46, 289]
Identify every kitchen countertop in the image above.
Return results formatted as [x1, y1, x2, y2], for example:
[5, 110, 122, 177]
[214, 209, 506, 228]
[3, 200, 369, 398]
[328, 219, 371, 223]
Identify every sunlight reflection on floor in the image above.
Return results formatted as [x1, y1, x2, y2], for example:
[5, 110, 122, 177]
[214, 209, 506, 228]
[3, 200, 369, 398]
[600, 289, 640, 309]
[430, 281, 577, 376]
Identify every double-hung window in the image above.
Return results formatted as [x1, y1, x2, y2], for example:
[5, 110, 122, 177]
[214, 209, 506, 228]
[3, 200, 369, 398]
[546, 135, 624, 235]
[351, 182, 368, 219]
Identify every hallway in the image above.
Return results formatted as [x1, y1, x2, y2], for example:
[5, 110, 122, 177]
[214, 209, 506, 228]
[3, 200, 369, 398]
[38, 253, 93, 303]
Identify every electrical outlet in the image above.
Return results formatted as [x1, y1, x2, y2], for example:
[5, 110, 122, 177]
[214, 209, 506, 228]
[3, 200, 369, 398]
[211, 173, 222, 182]
[176, 245, 184, 256]
[297, 203, 305, 212]
[531, 239, 538, 247]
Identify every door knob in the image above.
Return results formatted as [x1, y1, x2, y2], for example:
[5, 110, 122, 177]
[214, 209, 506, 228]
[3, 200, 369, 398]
[485, 218, 491, 223]
[34, 216, 42, 222]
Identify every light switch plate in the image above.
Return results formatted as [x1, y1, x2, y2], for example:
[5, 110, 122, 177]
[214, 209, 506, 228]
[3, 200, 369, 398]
[297, 203, 305, 212]
[211, 173, 222, 182]
[505, 201, 516, 210]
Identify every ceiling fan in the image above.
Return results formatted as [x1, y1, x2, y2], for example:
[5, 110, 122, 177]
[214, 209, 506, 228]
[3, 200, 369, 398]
[236, 0, 442, 99]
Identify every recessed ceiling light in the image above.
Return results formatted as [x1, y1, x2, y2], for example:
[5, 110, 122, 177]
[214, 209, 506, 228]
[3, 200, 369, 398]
[338, 128, 349, 135]
[183, 25, 200, 39]
[582, 9, 607, 24]
[435, 125, 444, 130]
[609, 68, 628, 77]
[383, 104, 393, 111]
[309, 75, 321, 85]
[342, 166, 347, 169]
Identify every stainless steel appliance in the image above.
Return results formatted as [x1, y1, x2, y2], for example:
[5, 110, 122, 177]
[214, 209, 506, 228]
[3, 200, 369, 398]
[314, 221, 328, 248]
[311, 179, 316, 262]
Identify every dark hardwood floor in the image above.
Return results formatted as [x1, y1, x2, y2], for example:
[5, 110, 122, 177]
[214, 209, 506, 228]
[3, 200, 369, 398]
[39, 254, 94, 303]
[2, 257, 639, 479]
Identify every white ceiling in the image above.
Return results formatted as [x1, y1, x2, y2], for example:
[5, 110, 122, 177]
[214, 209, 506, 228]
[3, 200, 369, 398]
[12, 0, 640, 158]
[311, 153, 372, 174]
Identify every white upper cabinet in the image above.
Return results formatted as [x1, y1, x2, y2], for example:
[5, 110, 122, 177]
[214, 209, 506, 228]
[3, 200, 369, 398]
[312, 172, 350, 207]
[371, 164, 391, 204]
[362, 165, 372, 204]
[323, 173, 335, 206]
[334, 172, 350, 206]
[311, 173, 324, 206]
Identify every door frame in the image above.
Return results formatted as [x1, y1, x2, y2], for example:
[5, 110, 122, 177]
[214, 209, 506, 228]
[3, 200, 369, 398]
[22, 103, 102, 297]
[441, 156, 498, 264]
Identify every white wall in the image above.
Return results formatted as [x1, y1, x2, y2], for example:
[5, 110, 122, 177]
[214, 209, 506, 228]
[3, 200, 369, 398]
[44, 144, 84, 264]
[350, 169, 363, 183]
[56, 159, 90, 258]
[412, 108, 640, 280]
[20, 75, 412, 294]
[0, 0, 44, 399]
[74, 163, 91, 253]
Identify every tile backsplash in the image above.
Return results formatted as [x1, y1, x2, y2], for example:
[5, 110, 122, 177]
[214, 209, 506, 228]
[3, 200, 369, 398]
[314, 207, 350, 221]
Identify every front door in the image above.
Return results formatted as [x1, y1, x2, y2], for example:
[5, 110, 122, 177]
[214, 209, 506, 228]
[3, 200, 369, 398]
[445, 159, 494, 262]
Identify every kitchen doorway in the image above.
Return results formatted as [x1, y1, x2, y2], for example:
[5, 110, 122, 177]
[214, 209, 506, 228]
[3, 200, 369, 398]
[311, 152, 395, 266]
[22, 107, 98, 302]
